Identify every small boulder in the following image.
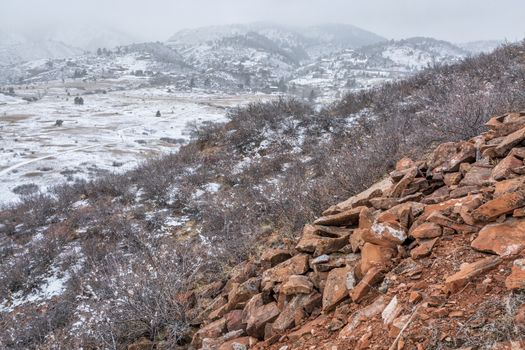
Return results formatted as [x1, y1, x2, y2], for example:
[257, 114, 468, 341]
[245, 302, 280, 339]
[261, 249, 292, 270]
[471, 219, 525, 256]
[313, 206, 364, 227]
[261, 254, 309, 289]
[360, 243, 396, 274]
[410, 237, 439, 259]
[505, 258, 525, 290]
[473, 191, 525, 223]
[322, 266, 355, 311]
[350, 266, 384, 303]
[192, 317, 228, 348]
[281, 275, 314, 295]
[444, 256, 501, 293]
[410, 222, 442, 239]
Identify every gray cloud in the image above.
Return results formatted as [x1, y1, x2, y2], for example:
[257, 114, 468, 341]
[1, 0, 524, 43]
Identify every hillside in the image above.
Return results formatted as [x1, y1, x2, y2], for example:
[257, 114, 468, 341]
[185, 111, 525, 350]
[1, 41, 525, 349]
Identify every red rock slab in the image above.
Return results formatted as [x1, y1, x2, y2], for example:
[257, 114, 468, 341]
[396, 157, 415, 171]
[428, 141, 476, 173]
[322, 266, 355, 311]
[295, 224, 352, 256]
[314, 206, 365, 226]
[350, 266, 384, 303]
[261, 254, 309, 288]
[360, 242, 396, 274]
[361, 220, 407, 247]
[322, 177, 393, 215]
[492, 153, 524, 180]
[444, 256, 501, 293]
[389, 167, 418, 198]
[493, 126, 525, 158]
[472, 191, 525, 222]
[459, 165, 493, 187]
[444, 172, 463, 186]
[225, 310, 245, 332]
[245, 301, 280, 339]
[261, 249, 292, 269]
[410, 222, 442, 239]
[494, 177, 525, 197]
[272, 292, 321, 333]
[410, 237, 439, 259]
[419, 194, 483, 222]
[281, 275, 314, 295]
[471, 219, 525, 256]
[505, 258, 525, 290]
[192, 317, 228, 348]
[218, 337, 259, 350]
[426, 212, 478, 233]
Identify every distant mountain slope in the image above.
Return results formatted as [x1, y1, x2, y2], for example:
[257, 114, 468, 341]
[0, 32, 84, 66]
[51, 24, 139, 52]
[168, 23, 386, 58]
[459, 40, 504, 54]
[0, 24, 139, 66]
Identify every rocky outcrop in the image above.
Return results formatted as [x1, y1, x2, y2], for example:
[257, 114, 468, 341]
[184, 112, 525, 350]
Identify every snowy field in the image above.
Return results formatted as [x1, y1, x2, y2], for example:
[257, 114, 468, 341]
[0, 81, 274, 204]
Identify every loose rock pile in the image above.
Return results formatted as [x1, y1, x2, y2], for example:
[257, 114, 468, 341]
[153, 112, 525, 349]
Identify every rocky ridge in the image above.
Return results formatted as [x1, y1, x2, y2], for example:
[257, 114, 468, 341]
[140, 113, 525, 349]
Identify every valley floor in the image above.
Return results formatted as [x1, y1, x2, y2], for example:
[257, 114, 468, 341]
[0, 80, 274, 204]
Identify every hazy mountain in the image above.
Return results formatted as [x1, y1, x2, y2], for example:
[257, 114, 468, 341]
[168, 22, 386, 58]
[50, 23, 140, 52]
[0, 31, 83, 66]
[0, 24, 139, 66]
[459, 40, 503, 54]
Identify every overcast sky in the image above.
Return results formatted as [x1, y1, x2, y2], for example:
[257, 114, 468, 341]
[1, 0, 524, 43]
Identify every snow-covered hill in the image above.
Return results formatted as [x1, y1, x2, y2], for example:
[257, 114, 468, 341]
[290, 37, 470, 102]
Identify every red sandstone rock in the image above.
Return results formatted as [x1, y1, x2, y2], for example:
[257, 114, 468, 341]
[261, 254, 309, 289]
[281, 275, 314, 295]
[410, 222, 442, 239]
[322, 266, 355, 311]
[505, 258, 525, 290]
[360, 242, 396, 273]
[444, 256, 501, 293]
[471, 219, 525, 256]
[350, 266, 384, 303]
[472, 191, 525, 222]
